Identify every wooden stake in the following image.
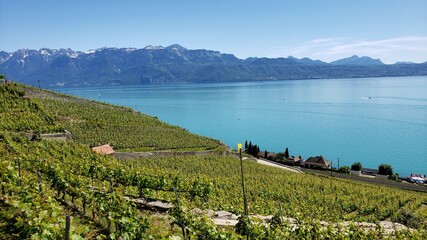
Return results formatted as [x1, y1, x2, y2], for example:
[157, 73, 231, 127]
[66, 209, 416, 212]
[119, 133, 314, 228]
[64, 215, 70, 240]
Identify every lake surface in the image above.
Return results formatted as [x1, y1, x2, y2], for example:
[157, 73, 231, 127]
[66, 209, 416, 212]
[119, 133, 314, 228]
[53, 76, 427, 177]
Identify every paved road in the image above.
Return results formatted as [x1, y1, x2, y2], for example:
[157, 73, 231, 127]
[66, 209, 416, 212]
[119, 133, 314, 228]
[255, 158, 302, 173]
[250, 157, 427, 192]
[303, 168, 427, 193]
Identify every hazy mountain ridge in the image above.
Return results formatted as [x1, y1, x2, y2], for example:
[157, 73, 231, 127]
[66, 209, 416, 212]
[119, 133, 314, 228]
[330, 55, 384, 65]
[1, 45, 426, 87]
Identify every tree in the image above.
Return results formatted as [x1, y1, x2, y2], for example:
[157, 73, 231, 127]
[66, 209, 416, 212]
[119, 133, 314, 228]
[0, 74, 5, 79]
[244, 140, 248, 150]
[378, 163, 393, 175]
[264, 150, 267, 159]
[275, 153, 285, 162]
[244, 140, 260, 157]
[284, 147, 289, 159]
[351, 162, 362, 171]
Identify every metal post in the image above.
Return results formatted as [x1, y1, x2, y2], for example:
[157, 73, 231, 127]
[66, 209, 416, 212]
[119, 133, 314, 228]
[239, 148, 248, 216]
[338, 157, 340, 169]
[239, 147, 250, 240]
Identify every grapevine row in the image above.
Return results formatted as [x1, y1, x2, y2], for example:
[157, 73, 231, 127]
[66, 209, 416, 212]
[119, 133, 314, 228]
[0, 158, 92, 238]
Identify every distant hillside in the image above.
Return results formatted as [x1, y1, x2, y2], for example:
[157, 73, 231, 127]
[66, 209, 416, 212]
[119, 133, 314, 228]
[1, 45, 426, 87]
[330, 55, 384, 65]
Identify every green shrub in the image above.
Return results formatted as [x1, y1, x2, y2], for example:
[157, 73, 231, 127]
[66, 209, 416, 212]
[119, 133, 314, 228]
[378, 163, 393, 175]
[351, 162, 362, 171]
[339, 166, 350, 173]
[388, 173, 399, 181]
[392, 208, 425, 229]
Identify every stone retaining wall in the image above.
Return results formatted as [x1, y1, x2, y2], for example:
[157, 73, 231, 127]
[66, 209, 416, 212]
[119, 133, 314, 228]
[115, 149, 228, 160]
[25, 130, 72, 141]
[41, 130, 72, 140]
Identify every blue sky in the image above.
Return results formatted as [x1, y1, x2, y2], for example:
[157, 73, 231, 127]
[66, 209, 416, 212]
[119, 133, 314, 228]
[1, 0, 426, 63]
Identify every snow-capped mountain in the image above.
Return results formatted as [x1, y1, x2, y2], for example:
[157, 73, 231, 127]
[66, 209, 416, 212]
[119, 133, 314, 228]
[0, 45, 425, 87]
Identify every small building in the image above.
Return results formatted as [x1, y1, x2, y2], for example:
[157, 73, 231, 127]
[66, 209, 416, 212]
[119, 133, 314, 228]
[361, 168, 378, 176]
[407, 174, 426, 184]
[257, 151, 276, 160]
[283, 156, 304, 166]
[91, 144, 115, 155]
[304, 156, 331, 169]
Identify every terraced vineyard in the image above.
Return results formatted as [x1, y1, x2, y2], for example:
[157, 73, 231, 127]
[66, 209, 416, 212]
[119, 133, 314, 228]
[1, 82, 426, 239]
[24, 85, 222, 151]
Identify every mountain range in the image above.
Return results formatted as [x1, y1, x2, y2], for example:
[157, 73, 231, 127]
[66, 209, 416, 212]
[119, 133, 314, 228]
[1, 44, 426, 87]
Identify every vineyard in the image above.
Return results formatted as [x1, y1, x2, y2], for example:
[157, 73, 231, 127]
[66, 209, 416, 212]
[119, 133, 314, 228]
[0, 82, 426, 239]
[35, 91, 221, 151]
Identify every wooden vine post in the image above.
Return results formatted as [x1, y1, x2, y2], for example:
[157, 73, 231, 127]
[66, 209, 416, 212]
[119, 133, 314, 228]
[64, 215, 70, 240]
[173, 187, 189, 240]
[37, 167, 42, 193]
[17, 158, 22, 186]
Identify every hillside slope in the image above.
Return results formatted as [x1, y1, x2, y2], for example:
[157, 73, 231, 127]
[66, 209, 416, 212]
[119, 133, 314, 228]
[0, 82, 426, 239]
[18, 83, 222, 151]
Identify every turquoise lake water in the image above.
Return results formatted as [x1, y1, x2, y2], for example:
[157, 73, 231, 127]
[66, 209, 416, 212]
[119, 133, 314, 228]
[54, 76, 427, 177]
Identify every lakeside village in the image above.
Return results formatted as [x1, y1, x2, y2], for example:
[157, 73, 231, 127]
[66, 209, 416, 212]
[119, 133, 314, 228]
[243, 140, 427, 185]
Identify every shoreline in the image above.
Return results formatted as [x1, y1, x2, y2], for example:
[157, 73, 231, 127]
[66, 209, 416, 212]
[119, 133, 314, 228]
[43, 76, 427, 179]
